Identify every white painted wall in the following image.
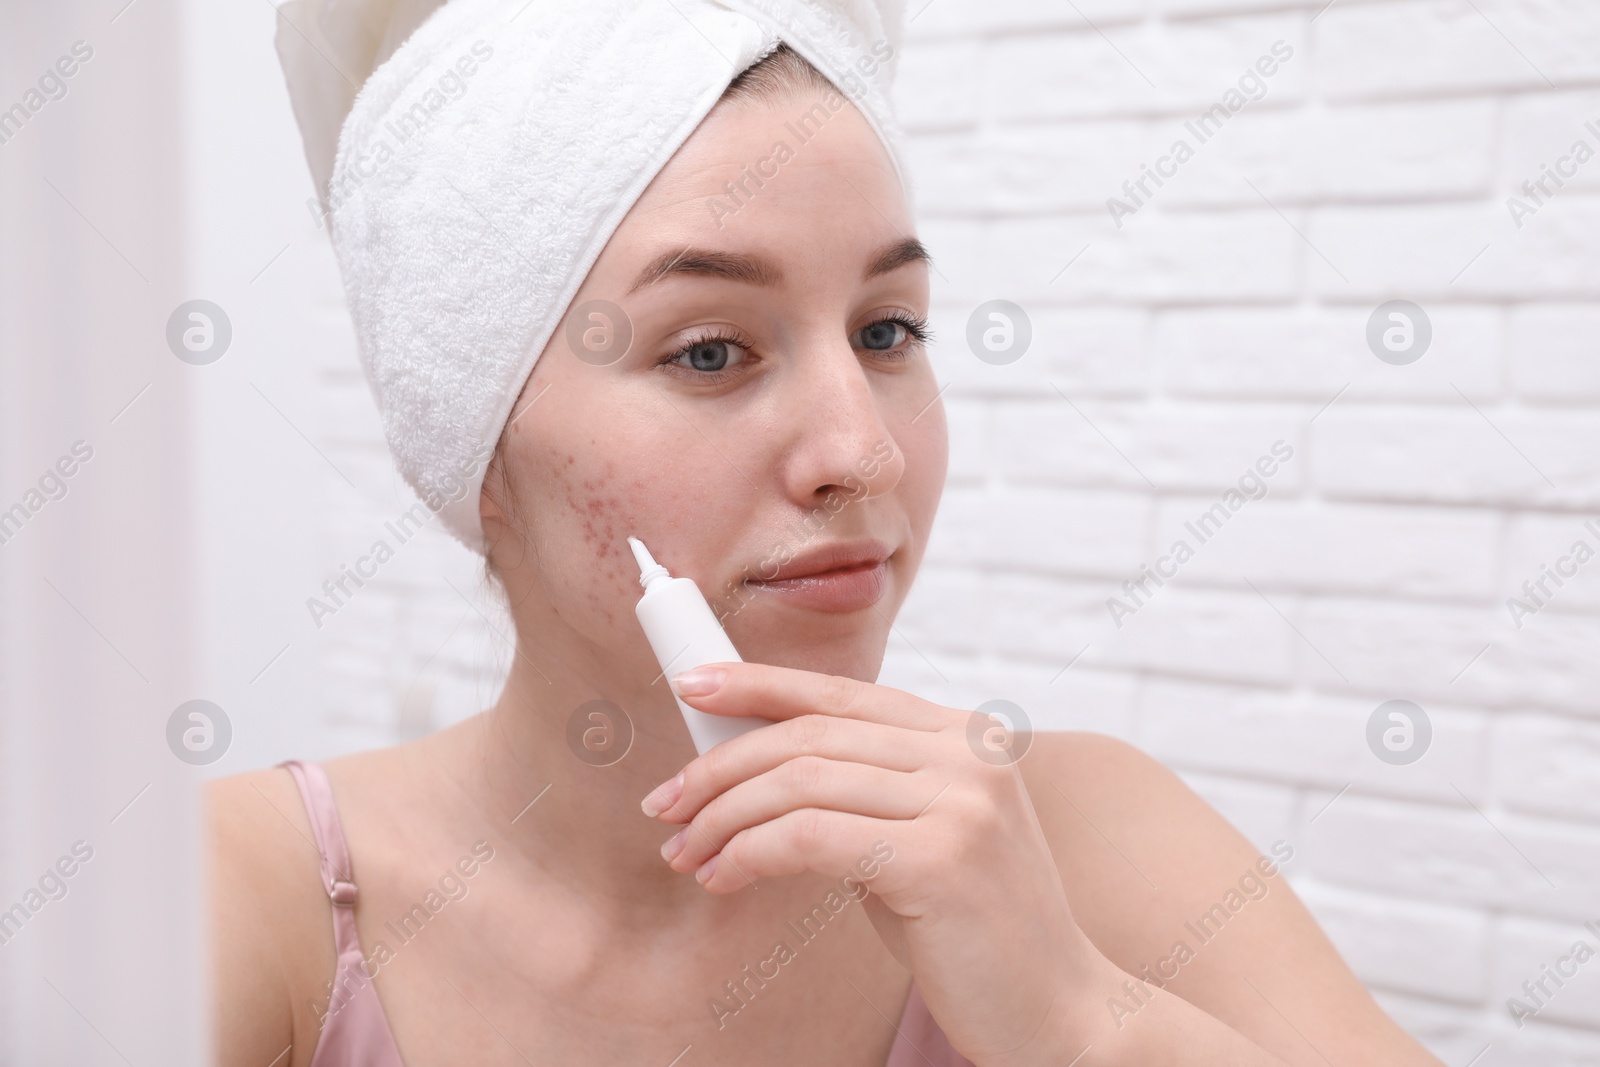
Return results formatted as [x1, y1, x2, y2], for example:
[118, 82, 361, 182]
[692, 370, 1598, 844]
[1, 1, 203, 1064]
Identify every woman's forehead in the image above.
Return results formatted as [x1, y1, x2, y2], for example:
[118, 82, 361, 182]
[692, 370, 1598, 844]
[635, 93, 900, 216]
[601, 97, 910, 286]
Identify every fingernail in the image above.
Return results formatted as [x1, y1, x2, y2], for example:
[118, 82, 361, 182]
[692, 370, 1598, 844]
[641, 771, 684, 817]
[695, 854, 719, 884]
[660, 828, 687, 863]
[673, 668, 725, 697]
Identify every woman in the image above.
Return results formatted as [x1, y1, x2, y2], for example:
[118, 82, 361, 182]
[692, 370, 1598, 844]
[213, 3, 1445, 1064]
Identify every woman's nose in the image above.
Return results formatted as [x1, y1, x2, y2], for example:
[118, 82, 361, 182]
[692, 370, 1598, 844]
[779, 349, 905, 506]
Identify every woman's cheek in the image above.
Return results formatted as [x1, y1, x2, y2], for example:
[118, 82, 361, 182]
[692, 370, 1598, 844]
[901, 404, 949, 531]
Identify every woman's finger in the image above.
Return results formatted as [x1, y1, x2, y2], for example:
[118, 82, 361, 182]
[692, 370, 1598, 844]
[662, 757, 932, 874]
[645, 713, 940, 822]
[672, 660, 960, 732]
[693, 807, 909, 894]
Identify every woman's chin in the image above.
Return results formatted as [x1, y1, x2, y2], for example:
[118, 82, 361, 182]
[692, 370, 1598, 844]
[728, 613, 893, 683]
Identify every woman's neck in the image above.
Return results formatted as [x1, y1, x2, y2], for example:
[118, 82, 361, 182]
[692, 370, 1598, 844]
[437, 647, 799, 932]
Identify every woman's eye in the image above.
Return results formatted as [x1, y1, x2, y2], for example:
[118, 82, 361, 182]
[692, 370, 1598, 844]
[857, 319, 908, 351]
[663, 315, 925, 377]
[670, 338, 745, 373]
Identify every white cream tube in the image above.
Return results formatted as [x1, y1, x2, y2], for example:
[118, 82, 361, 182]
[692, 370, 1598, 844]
[628, 536, 768, 755]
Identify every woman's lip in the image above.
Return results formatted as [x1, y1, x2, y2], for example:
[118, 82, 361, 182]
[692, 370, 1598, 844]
[752, 539, 893, 584]
[745, 558, 889, 613]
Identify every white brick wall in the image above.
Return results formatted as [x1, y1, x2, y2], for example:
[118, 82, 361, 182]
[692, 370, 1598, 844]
[885, 1, 1600, 1062]
[300, 1, 1600, 1062]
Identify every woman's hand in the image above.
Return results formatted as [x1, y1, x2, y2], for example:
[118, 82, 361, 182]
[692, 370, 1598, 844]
[637, 660, 1112, 1067]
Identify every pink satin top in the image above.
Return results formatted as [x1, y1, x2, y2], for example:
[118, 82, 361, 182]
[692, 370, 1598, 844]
[282, 760, 974, 1067]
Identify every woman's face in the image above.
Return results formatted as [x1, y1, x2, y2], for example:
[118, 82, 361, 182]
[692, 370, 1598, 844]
[483, 81, 946, 686]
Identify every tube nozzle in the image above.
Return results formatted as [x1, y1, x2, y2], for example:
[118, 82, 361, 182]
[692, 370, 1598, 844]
[627, 535, 670, 588]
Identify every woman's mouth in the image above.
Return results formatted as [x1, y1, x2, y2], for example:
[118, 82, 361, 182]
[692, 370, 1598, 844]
[743, 540, 891, 613]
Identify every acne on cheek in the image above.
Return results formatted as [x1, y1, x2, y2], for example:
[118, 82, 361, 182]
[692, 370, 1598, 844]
[541, 450, 674, 618]
[534, 430, 731, 616]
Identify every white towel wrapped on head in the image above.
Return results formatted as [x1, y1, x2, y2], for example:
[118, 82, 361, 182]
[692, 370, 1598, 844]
[275, 0, 910, 551]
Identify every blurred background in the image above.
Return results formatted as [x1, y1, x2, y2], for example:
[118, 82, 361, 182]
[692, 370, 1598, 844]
[2, 0, 1598, 1064]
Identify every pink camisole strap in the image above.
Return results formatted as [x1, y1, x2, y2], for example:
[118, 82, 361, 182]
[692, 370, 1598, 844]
[281, 759, 406, 1067]
[280, 758, 971, 1067]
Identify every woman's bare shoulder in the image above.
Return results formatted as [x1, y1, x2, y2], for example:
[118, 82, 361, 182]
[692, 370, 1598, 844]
[207, 765, 329, 916]
[1016, 731, 1273, 923]
[1016, 731, 1437, 1064]
[206, 766, 336, 1067]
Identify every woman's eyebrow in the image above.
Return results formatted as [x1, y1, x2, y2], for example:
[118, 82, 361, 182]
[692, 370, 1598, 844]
[626, 236, 931, 295]
[628, 247, 782, 293]
[863, 236, 932, 280]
